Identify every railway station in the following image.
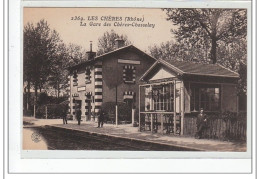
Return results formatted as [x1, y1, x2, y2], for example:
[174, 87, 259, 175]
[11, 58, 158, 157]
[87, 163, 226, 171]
[138, 59, 240, 136]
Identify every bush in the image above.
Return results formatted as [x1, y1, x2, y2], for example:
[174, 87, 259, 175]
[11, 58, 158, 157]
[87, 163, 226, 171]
[101, 102, 132, 123]
[36, 104, 67, 119]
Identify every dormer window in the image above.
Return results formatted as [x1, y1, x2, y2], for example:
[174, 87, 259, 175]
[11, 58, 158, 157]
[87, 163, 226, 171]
[123, 65, 136, 83]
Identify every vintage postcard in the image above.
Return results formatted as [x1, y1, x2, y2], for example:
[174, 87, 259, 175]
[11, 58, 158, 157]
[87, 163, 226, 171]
[21, 4, 250, 161]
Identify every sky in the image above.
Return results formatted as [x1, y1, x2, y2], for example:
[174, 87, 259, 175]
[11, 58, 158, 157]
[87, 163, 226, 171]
[23, 8, 176, 52]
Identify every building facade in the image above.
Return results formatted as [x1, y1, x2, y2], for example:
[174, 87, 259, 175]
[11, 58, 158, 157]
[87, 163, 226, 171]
[67, 40, 156, 121]
[139, 59, 240, 135]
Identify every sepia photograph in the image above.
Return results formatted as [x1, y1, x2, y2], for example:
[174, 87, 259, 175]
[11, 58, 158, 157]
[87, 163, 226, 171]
[22, 7, 248, 152]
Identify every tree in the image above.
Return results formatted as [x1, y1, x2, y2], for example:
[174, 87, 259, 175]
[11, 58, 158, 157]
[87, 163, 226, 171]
[24, 19, 61, 105]
[149, 41, 179, 61]
[65, 43, 87, 67]
[217, 38, 247, 71]
[48, 43, 86, 98]
[237, 61, 247, 96]
[163, 9, 247, 64]
[149, 40, 210, 63]
[97, 29, 131, 55]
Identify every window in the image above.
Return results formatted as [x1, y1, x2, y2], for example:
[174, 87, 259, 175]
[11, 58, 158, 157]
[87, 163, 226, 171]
[123, 65, 136, 83]
[125, 68, 133, 81]
[190, 84, 220, 112]
[152, 84, 174, 111]
[85, 67, 91, 84]
[73, 70, 78, 86]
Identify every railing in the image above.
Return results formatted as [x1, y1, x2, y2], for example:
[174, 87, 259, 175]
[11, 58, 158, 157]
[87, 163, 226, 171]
[139, 111, 181, 134]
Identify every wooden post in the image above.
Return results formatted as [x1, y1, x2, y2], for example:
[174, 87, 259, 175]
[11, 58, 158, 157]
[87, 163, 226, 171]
[221, 84, 223, 112]
[173, 80, 176, 135]
[132, 108, 135, 126]
[150, 113, 153, 133]
[115, 105, 118, 127]
[181, 82, 184, 135]
[150, 85, 153, 133]
[33, 97, 36, 118]
[161, 114, 163, 134]
[138, 85, 141, 131]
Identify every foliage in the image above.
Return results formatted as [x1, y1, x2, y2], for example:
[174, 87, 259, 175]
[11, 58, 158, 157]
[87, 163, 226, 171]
[24, 19, 86, 109]
[36, 103, 67, 119]
[48, 43, 86, 98]
[97, 29, 131, 55]
[148, 41, 179, 61]
[149, 40, 210, 63]
[163, 9, 247, 64]
[237, 62, 247, 95]
[101, 102, 132, 122]
[24, 19, 62, 101]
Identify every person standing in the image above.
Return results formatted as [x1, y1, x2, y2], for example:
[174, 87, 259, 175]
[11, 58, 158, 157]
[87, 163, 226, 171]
[97, 109, 105, 128]
[76, 108, 82, 125]
[196, 108, 207, 139]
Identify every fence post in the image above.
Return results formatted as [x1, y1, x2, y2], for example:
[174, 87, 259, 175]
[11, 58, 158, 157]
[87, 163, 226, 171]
[33, 97, 36, 118]
[132, 108, 135, 126]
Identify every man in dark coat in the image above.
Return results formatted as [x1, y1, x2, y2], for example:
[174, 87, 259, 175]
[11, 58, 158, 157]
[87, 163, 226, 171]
[97, 109, 105, 128]
[196, 108, 207, 139]
[75, 108, 82, 125]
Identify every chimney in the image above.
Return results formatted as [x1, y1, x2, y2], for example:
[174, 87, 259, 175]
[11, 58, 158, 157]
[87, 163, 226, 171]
[115, 38, 125, 49]
[86, 41, 96, 61]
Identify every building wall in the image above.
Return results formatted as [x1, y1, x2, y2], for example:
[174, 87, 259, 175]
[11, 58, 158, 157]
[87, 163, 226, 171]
[221, 84, 238, 112]
[69, 65, 96, 120]
[102, 51, 155, 108]
[183, 81, 191, 113]
[68, 49, 155, 120]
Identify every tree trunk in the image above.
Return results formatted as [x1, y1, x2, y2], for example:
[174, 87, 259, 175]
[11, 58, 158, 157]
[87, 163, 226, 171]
[210, 37, 217, 64]
[58, 84, 60, 99]
[27, 81, 31, 111]
[34, 84, 38, 104]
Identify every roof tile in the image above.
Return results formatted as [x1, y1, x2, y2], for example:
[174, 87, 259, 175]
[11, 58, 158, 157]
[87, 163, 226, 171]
[164, 60, 239, 78]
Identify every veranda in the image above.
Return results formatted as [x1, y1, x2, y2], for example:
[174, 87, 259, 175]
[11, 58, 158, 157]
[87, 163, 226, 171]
[138, 60, 240, 135]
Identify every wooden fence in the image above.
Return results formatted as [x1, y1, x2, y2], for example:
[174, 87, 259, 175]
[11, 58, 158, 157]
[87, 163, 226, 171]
[183, 113, 247, 141]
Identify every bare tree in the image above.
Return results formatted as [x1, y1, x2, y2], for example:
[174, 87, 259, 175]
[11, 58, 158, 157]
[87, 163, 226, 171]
[97, 29, 131, 55]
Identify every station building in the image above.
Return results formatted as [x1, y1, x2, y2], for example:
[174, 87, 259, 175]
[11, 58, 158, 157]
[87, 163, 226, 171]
[67, 40, 156, 121]
[68, 40, 241, 136]
[138, 59, 240, 135]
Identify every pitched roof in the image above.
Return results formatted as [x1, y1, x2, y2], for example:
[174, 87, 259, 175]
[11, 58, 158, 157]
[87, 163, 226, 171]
[163, 60, 239, 78]
[95, 45, 157, 61]
[68, 45, 157, 70]
[140, 59, 239, 80]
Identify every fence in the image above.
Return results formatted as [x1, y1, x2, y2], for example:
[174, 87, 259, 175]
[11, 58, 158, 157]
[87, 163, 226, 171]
[36, 104, 67, 119]
[183, 112, 247, 141]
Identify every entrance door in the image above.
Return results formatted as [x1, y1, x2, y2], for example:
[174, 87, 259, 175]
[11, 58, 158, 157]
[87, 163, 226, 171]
[86, 100, 91, 120]
[124, 98, 133, 122]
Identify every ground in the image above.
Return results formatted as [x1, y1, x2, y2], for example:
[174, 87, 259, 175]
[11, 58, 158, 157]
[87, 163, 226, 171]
[23, 117, 247, 151]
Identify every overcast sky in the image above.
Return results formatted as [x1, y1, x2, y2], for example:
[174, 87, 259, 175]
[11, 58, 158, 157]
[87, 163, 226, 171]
[24, 8, 176, 52]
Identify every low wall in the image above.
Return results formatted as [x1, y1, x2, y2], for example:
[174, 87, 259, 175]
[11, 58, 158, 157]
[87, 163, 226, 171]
[183, 112, 247, 141]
